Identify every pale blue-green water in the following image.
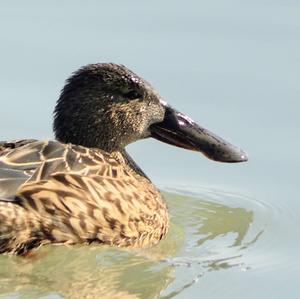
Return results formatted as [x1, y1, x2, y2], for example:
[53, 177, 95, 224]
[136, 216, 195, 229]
[0, 1, 299, 298]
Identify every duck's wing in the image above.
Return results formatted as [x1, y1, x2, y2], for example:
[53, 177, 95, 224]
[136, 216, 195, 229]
[0, 140, 117, 200]
[0, 139, 39, 198]
[0, 139, 38, 152]
[0, 140, 72, 198]
[0, 141, 166, 249]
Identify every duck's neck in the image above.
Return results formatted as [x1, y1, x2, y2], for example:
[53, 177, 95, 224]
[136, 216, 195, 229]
[110, 150, 151, 182]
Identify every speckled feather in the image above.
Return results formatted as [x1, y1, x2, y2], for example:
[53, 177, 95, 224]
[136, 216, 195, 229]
[0, 139, 168, 255]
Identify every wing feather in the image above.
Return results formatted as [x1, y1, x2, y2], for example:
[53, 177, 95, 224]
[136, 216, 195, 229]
[0, 139, 124, 201]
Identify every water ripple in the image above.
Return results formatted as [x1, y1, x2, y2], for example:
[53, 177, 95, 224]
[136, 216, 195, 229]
[158, 185, 297, 297]
[0, 186, 297, 299]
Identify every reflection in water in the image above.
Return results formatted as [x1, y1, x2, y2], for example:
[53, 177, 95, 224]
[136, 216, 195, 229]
[0, 189, 262, 299]
[159, 189, 263, 298]
[195, 202, 253, 247]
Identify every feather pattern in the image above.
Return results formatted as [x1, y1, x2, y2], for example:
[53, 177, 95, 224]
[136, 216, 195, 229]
[0, 140, 169, 254]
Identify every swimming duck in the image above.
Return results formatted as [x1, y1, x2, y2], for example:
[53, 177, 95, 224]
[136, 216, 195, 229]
[0, 63, 247, 255]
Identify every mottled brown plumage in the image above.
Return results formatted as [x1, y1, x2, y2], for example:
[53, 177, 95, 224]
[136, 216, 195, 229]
[0, 63, 247, 254]
[0, 140, 168, 254]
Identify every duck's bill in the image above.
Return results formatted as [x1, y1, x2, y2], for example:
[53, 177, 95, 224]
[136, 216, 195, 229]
[149, 105, 248, 163]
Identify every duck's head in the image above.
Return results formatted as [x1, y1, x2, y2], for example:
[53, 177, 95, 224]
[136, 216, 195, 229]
[54, 63, 247, 162]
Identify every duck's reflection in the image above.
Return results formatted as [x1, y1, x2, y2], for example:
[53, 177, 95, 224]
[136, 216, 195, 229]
[194, 201, 254, 247]
[0, 191, 262, 299]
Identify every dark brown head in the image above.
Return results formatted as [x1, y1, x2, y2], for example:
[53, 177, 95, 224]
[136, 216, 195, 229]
[54, 63, 248, 162]
[54, 63, 165, 152]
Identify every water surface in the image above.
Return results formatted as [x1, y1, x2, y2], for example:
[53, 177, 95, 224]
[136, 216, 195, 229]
[0, 188, 274, 299]
[1, 186, 298, 298]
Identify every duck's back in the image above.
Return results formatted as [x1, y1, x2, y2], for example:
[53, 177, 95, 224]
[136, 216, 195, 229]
[0, 140, 106, 198]
[0, 140, 169, 254]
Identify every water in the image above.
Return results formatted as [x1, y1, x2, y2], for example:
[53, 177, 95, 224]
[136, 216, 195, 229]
[0, 188, 297, 298]
[0, 189, 271, 298]
[0, 1, 299, 298]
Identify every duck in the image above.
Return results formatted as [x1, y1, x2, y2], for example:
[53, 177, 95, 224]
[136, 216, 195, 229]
[0, 63, 248, 255]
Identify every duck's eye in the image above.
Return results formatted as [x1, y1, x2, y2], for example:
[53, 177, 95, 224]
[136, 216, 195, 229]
[123, 90, 142, 100]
